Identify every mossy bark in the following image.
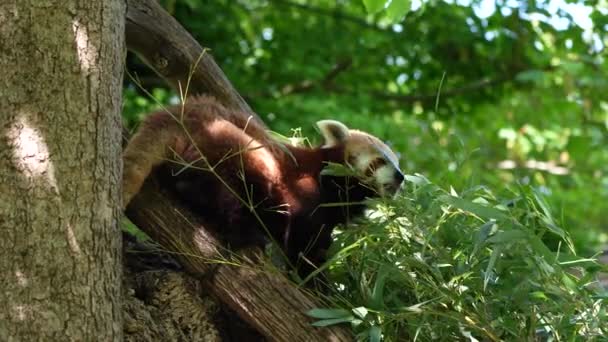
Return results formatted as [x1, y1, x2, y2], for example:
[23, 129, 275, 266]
[0, 1, 125, 340]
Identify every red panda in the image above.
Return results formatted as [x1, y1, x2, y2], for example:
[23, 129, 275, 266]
[123, 96, 404, 280]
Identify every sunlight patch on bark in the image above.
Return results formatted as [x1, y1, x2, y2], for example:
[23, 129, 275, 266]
[66, 223, 82, 257]
[72, 18, 98, 73]
[193, 228, 221, 258]
[12, 305, 29, 322]
[7, 115, 58, 189]
[14, 270, 28, 287]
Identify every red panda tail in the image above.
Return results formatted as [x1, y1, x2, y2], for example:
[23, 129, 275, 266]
[122, 112, 182, 209]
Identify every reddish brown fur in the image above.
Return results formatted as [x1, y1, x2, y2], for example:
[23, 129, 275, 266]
[123, 96, 385, 280]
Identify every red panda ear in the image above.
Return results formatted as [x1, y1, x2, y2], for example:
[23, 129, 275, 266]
[316, 120, 350, 147]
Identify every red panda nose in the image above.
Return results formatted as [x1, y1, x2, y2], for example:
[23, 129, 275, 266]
[394, 170, 405, 183]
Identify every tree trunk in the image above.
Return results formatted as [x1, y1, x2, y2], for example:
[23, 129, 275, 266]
[0, 1, 125, 340]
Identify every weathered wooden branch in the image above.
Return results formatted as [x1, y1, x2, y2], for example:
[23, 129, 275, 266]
[124, 0, 353, 340]
[126, 181, 353, 341]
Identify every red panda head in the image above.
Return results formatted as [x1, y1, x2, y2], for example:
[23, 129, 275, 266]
[316, 120, 404, 197]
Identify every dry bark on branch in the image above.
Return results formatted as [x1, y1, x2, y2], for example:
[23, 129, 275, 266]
[126, 181, 352, 341]
[124, 0, 353, 340]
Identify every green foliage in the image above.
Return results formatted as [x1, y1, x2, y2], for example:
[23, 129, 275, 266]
[361, 0, 412, 21]
[386, 0, 411, 22]
[123, 87, 173, 128]
[363, 0, 386, 13]
[312, 176, 607, 340]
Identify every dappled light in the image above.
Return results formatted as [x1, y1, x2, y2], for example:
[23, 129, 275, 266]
[7, 115, 57, 190]
[72, 18, 99, 73]
[10, 271, 31, 321]
[14, 270, 28, 288]
[11, 305, 30, 322]
[65, 223, 82, 257]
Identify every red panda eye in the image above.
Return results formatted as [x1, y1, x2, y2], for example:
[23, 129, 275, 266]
[370, 158, 387, 169]
[366, 158, 386, 176]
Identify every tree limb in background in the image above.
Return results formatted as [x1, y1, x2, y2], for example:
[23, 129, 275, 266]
[383, 64, 556, 105]
[247, 67, 519, 106]
[269, 0, 392, 34]
[124, 0, 353, 340]
[278, 58, 353, 96]
[253, 74, 507, 105]
[496, 160, 569, 175]
[373, 76, 508, 103]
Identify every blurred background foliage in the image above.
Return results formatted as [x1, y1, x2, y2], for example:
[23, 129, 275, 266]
[124, 0, 608, 255]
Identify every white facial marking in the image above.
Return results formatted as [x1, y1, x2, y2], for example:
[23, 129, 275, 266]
[354, 153, 374, 172]
[374, 165, 394, 186]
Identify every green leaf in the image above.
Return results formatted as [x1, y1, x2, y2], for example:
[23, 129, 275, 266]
[401, 300, 433, 313]
[369, 325, 382, 342]
[472, 220, 497, 256]
[532, 189, 565, 238]
[486, 229, 528, 244]
[182, 0, 200, 9]
[530, 291, 549, 300]
[484, 245, 502, 290]
[515, 69, 546, 84]
[306, 308, 351, 319]
[404, 173, 431, 186]
[370, 266, 390, 309]
[311, 316, 355, 327]
[352, 306, 369, 319]
[386, 0, 411, 22]
[351, 318, 364, 327]
[560, 61, 584, 74]
[527, 235, 560, 265]
[439, 195, 509, 220]
[363, 0, 387, 13]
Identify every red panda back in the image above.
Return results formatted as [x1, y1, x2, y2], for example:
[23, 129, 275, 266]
[123, 96, 311, 248]
[122, 96, 287, 205]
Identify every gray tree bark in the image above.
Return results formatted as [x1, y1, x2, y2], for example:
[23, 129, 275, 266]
[0, 1, 125, 340]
